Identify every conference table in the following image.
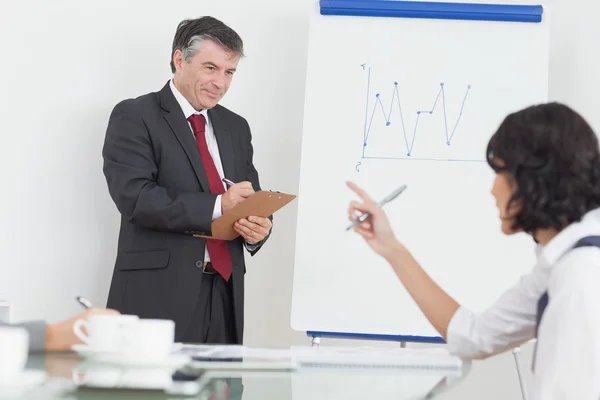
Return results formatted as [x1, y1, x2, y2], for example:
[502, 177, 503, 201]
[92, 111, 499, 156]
[8, 353, 471, 399]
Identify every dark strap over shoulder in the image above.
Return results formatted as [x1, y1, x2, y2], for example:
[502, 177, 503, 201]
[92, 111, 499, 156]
[572, 235, 600, 249]
[535, 292, 549, 338]
[536, 235, 600, 333]
[532, 235, 600, 371]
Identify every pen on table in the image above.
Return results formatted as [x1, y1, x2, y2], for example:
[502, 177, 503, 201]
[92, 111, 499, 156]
[76, 296, 93, 309]
[222, 178, 235, 187]
[346, 184, 408, 231]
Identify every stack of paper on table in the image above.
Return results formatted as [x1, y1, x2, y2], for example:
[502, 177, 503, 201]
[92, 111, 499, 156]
[176, 344, 462, 373]
[176, 344, 297, 371]
[290, 346, 463, 371]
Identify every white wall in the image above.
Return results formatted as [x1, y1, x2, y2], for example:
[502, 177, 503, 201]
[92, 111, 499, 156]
[1, 1, 598, 399]
[0, 0, 313, 327]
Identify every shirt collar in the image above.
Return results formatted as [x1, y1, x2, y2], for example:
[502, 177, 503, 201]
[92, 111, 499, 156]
[169, 79, 208, 120]
[537, 207, 600, 268]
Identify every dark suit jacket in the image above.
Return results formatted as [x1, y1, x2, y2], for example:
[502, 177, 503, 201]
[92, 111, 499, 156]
[101, 81, 270, 343]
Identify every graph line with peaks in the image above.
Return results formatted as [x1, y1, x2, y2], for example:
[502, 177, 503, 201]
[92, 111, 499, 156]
[362, 67, 471, 159]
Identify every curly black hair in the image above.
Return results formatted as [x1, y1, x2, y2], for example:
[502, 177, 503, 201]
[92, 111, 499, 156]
[487, 102, 600, 234]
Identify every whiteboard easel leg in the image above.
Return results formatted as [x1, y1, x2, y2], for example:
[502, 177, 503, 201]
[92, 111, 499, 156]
[311, 336, 321, 347]
[512, 347, 528, 400]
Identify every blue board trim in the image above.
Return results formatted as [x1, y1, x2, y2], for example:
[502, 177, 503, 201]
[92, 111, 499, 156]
[320, 1, 543, 23]
[307, 331, 445, 344]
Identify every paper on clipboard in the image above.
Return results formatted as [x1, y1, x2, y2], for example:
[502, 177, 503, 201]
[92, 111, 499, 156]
[193, 190, 296, 240]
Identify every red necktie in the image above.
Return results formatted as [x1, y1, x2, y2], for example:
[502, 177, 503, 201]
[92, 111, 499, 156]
[188, 113, 233, 281]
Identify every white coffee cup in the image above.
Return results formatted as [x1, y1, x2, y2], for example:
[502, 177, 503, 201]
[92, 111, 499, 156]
[121, 319, 175, 361]
[0, 326, 29, 382]
[73, 314, 138, 351]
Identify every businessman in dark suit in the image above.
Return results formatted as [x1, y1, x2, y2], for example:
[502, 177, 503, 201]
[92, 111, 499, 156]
[102, 16, 272, 344]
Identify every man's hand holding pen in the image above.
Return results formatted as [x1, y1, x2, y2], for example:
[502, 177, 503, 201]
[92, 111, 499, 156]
[222, 178, 272, 244]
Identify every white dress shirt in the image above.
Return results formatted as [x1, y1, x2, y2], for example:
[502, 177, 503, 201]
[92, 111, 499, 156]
[447, 207, 600, 399]
[169, 80, 226, 263]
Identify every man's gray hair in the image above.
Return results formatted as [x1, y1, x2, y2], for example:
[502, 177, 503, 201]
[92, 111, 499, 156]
[170, 16, 244, 73]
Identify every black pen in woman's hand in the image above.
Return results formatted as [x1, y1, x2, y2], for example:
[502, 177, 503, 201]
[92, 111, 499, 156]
[76, 296, 92, 309]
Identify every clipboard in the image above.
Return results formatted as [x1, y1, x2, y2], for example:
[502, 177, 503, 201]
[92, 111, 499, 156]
[193, 191, 296, 241]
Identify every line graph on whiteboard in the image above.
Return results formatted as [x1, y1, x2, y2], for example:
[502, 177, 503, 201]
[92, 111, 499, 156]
[357, 64, 484, 168]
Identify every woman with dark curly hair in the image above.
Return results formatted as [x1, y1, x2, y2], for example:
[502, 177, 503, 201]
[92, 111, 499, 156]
[347, 102, 600, 399]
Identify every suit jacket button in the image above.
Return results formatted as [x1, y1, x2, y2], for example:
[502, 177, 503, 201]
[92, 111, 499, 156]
[195, 260, 203, 268]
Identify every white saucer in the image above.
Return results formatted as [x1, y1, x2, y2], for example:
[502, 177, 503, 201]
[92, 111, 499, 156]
[73, 343, 186, 358]
[72, 344, 118, 358]
[0, 370, 46, 394]
[96, 353, 191, 369]
[72, 345, 190, 369]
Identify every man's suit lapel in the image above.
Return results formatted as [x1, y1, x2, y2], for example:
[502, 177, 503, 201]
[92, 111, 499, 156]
[209, 107, 236, 183]
[159, 82, 210, 191]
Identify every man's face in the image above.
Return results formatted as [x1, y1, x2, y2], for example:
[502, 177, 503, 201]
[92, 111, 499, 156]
[173, 39, 240, 110]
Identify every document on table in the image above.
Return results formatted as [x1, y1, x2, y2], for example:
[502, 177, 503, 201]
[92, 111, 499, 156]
[176, 344, 298, 371]
[290, 346, 463, 371]
[175, 344, 463, 373]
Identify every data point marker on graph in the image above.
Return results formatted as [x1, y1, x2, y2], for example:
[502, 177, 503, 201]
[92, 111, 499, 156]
[361, 67, 472, 161]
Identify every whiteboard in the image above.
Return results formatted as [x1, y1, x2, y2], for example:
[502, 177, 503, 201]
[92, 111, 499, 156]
[291, 8, 549, 339]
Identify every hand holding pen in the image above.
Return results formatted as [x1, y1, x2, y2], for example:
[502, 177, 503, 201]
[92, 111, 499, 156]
[222, 178, 235, 187]
[221, 178, 272, 243]
[42, 297, 119, 352]
[221, 178, 255, 214]
[346, 181, 407, 261]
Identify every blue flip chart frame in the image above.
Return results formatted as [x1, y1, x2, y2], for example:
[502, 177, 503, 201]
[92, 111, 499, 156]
[320, 1, 544, 23]
[306, 0, 544, 346]
[308, 330, 445, 344]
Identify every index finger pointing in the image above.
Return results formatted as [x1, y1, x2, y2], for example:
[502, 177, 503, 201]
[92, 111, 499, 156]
[346, 181, 373, 203]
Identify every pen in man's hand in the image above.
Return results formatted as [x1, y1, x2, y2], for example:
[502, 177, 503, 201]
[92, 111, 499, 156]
[222, 178, 235, 187]
[76, 296, 92, 309]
